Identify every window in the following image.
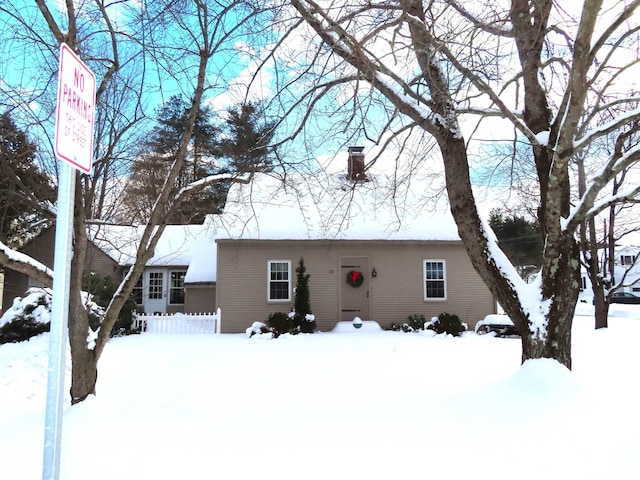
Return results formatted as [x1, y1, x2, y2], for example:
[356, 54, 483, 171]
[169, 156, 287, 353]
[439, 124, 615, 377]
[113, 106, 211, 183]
[132, 276, 143, 304]
[620, 255, 635, 266]
[148, 272, 163, 300]
[580, 276, 587, 291]
[424, 260, 446, 300]
[268, 260, 291, 301]
[169, 271, 186, 304]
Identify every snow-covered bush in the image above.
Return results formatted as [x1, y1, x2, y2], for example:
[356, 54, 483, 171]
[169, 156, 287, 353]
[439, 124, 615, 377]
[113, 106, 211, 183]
[0, 288, 52, 344]
[288, 309, 316, 334]
[267, 312, 296, 336]
[426, 312, 467, 337]
[0, 288, 106, 344]
[249, 310, 318, 339]
[387, 314, 426, 332]
[246, 321, 276, 339]
[387, 313, 466, 335]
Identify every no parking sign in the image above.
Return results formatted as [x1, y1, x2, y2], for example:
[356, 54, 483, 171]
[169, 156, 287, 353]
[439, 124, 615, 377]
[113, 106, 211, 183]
[54, 43, 96, 173]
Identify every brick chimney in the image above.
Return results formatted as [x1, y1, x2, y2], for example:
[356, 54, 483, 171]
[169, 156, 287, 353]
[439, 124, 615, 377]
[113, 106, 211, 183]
[347, 146, 366, 181]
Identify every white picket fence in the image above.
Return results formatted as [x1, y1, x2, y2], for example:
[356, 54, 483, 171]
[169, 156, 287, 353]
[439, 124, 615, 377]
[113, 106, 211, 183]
[132, 309, 221, 334]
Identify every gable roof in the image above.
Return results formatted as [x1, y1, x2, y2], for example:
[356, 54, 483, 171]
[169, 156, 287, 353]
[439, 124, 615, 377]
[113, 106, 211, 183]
[86, 170, 461, 285]
[210, 171, 460, 241]
[87, 223, 213, 268]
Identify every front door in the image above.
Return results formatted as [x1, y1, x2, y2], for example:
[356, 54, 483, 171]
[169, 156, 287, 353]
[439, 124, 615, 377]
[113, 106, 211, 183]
[340, 257, 370, 321]
[145, 269, 167, 314]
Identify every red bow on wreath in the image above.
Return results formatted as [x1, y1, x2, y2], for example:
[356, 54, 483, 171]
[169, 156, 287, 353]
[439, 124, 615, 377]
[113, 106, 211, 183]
[347, 270, 364, 287]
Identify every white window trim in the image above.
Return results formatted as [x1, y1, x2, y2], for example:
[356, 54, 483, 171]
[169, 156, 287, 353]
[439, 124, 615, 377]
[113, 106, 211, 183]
[268, 260, 292, 302]
[621, 255, 635, 266]
[168, 270, 187, 305]
[148, 271, 164, 300]
[423, 259, 447, 301]
[132, 275, 143, 305]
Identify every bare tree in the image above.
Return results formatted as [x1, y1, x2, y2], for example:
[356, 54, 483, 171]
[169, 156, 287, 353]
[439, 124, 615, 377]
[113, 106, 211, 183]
[0, 0, 265, 403]
[262, 0, 640, 368]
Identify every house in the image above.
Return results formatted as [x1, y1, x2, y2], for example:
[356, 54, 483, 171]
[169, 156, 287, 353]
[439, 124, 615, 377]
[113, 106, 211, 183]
[580, 245, 640, 299]
[1, 223, 213, 317]
[616, 245, 640, 293]
[1, 226, 122, 311]
[88, 223, 215, 315]
[196, 148, 497, 333]
[1, 147, 499, 331]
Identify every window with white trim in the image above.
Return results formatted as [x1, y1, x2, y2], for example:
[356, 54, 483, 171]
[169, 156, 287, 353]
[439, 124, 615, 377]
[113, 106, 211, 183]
[268, 260, 291, 301]
[148, 272, 164, 300]
[169, 271, 186, 304]
[423, 260, 446, 300]
[132, 276, 143, 304]
[620, 255, 635, 266]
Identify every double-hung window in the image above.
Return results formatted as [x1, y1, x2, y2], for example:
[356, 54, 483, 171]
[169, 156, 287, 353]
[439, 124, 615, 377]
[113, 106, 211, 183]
[423, 260, 446, 300]
[169, 271, 186, 304]
[132, 276, 143, 304]
[621, 255, 635, 266]
[268, 260, 291, 301]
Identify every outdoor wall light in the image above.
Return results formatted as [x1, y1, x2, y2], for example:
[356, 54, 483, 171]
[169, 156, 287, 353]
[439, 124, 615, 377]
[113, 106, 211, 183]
[372, 268, 377, 277]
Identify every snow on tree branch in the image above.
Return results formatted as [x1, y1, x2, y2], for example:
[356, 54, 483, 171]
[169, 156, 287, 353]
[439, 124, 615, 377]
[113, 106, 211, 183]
[573, 106, 640, 154]
[174, 171, 253, 202]
[0, 240, 53, 286]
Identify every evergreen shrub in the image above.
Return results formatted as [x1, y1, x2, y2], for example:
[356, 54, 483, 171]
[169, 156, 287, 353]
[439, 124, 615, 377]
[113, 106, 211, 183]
[426, 312, 466, 337]
[406, 314, 426, 331]
[82, 272, 136, 335]
[292, 257, 316, 333]
[267, 312, 294, 336]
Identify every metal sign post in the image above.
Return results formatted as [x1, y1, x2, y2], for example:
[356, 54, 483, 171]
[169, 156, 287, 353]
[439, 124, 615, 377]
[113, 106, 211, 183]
[42, 43, 96, 480]
[42, 161, 75, 480]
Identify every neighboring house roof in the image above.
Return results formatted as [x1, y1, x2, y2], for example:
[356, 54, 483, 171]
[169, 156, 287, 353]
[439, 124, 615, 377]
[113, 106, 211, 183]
[88, 223, 214, 269]
[209, 171, 460, 241]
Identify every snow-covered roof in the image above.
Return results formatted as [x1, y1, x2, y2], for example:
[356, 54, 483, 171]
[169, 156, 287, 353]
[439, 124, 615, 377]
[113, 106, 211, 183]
[86, 171, 460, 285]
[88, 223, 214, 268]
[210, 171, 460, 241]
[183, 234, 217, 284]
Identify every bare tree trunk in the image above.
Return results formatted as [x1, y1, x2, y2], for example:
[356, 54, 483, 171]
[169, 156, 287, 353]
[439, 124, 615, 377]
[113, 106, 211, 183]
[441, 131, 578, 368]
[68, 289, 97, 404]
[593, 287, 609, 330]
[527, 235, 579, 368]
[68, 173, 98, 403]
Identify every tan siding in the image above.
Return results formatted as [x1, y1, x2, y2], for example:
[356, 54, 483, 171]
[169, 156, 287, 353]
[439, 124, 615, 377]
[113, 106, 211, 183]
[21, 227, 121, 281]
[2, 227, 122, 308]
[185, 284, 217, 313]
[217, 239, 495, 334]
[84, 244, 122, 279]
[22, 228, 56, 267]
[2, 269, 29, 307]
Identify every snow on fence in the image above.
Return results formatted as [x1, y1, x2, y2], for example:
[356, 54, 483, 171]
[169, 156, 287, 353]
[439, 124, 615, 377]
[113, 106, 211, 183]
[132, 309, 221, 334]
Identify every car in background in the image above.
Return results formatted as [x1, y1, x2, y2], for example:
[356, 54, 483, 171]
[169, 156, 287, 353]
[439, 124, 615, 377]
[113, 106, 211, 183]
[610, 292, 640, 304]
[474, 314, 519, 337]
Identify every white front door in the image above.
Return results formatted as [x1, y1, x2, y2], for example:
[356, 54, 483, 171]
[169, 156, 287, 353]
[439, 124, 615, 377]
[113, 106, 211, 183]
[145, 269, 167, 314]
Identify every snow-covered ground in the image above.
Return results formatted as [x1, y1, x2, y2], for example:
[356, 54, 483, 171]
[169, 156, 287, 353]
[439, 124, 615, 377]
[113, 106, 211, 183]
[1, 305, 640, 479]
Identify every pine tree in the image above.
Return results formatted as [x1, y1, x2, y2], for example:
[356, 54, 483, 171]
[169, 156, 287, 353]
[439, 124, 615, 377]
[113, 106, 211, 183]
[293, 257, 315, 333]
[0, 112, 55, 247]
[220, 101, 276, 173]
[489, 209, 542, 279]
[119, 96, 223, 224]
